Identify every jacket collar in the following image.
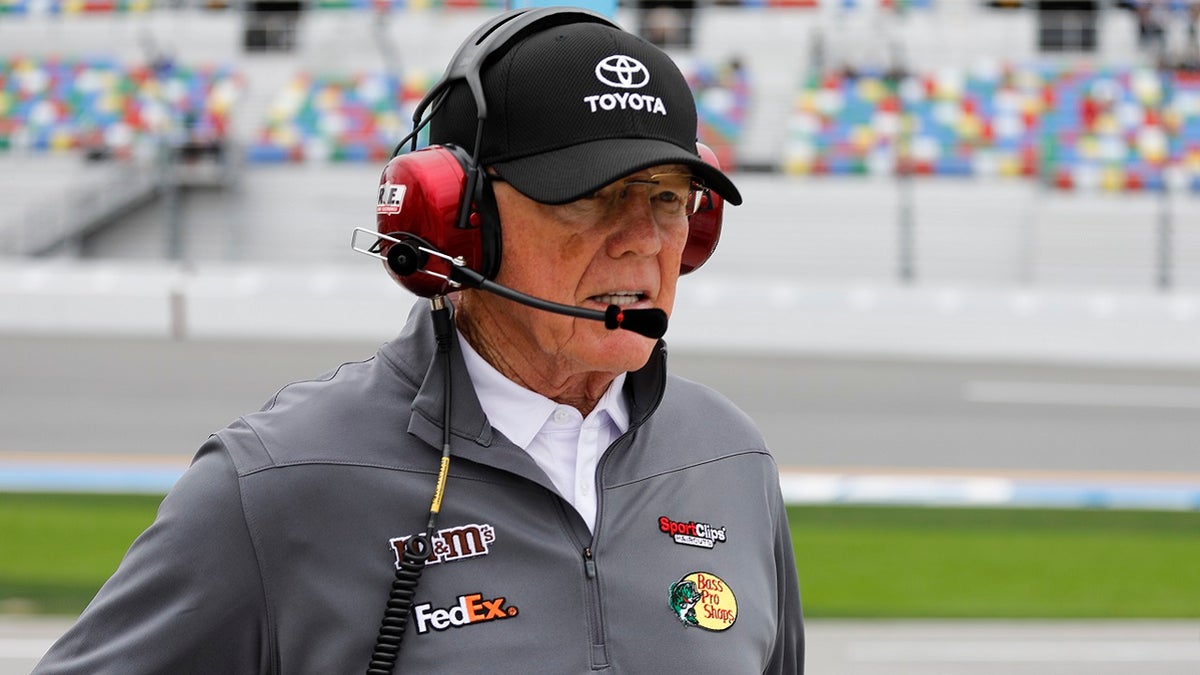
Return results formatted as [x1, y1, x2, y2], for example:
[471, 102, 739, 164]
[381, 301, 668, 472]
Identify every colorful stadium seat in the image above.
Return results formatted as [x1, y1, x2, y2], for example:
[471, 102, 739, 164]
[784, 61, 1200, 192]
[245, 69, 433, 163]
[0, 55, 240, 157]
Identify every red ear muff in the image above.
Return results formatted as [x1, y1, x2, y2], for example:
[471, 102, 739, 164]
[374, 140, 722, 293]
[680, 142, 725, 275]
[375, 145, 500, 297]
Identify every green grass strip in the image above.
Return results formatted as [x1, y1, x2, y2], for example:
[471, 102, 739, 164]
[2, 494, 1198, 617]
[789, 505, 1200, 618]
[0, 493, 163, 615]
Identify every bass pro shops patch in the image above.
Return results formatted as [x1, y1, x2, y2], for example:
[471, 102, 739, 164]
[668, 571, 737, 631]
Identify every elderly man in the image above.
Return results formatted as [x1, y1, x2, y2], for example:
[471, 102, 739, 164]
[34, 8, 803, 674]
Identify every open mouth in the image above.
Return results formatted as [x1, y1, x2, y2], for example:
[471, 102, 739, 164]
[589, 291, 647, 307]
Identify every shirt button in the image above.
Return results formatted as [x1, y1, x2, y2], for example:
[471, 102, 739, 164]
[580, 482, 591, 495]
[553, 408, 572, 424]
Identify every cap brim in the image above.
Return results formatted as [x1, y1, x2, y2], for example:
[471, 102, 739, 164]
[491, 138, 742, 206]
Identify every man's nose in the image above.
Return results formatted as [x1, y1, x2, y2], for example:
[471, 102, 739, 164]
[606, 191, 664, 258]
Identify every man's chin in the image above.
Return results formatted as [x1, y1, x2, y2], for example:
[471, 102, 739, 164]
[588, 331, 658, 372]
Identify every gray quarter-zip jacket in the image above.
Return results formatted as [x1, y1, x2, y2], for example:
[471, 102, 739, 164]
[35, 305, 804, 674]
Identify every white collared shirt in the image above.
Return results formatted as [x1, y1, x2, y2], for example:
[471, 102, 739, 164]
[458, 332, 629, 532]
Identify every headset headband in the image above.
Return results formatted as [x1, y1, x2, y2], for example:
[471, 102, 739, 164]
[412, 7, 620, 127]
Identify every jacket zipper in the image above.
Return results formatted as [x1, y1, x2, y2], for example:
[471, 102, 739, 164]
[581, 546, 607, 668]
[571, 345, 668, 671]
[580, 365, 665, 670]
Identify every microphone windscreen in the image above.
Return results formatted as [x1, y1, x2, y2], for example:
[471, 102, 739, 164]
[618, 308, 668, 340]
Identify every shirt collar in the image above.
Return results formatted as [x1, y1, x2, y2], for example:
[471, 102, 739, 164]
[457, 331, 629, 449]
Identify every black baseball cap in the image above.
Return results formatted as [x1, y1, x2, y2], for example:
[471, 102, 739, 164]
[428, 19, 742, 206]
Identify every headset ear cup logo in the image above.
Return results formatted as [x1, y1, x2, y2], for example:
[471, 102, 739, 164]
[378, 183, 406, 215]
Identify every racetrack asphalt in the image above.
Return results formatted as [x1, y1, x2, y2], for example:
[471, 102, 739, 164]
[3, 335, 1200, 508]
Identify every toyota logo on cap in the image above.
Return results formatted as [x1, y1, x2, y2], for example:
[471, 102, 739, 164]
[595, 55, 650, 89]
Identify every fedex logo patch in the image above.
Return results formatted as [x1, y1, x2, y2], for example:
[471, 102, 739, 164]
[412, 593, 519, 635]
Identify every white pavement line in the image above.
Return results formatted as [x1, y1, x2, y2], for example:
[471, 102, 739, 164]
[848, 640, 1200, 663]
[0, 637, 53, 659]
[779, 472, 1015, 507]
[964, 381, 1200, 409]
[777, 469, 1200, 510]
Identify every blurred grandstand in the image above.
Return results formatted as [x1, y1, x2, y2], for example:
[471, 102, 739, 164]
[2, 1, 1200, 358]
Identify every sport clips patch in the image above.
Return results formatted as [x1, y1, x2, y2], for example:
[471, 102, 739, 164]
[659, 515, 727, 549]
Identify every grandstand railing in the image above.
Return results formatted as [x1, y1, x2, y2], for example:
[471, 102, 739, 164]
[0, 162, 158, 255]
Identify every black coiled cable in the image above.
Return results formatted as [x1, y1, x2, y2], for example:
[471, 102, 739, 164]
[365, 535, 431, 674]
[366, 296, 455, 675]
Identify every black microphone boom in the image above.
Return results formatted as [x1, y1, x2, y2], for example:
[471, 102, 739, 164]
[445, 263, 668, 340]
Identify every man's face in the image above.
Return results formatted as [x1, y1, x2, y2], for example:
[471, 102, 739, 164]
[466, 164, 692, 380]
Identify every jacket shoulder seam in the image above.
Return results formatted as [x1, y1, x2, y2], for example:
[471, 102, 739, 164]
[605, 447, 774, 489]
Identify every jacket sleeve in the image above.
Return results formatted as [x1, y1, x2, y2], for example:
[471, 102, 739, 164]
[32, 436, 272, 675]
[764, 478, 805, 674]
